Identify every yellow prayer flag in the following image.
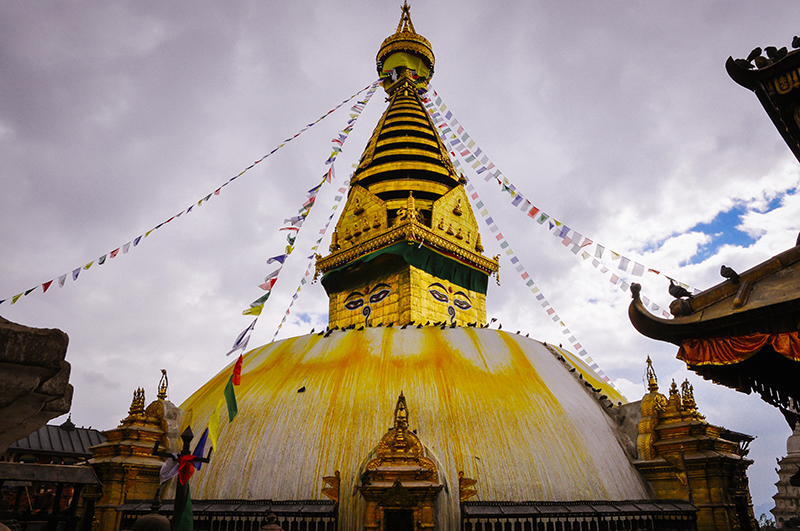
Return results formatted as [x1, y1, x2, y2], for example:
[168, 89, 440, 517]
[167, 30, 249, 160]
[84, 261, 94, 270]
[242, 304, 264, 316]
[207, 399, 224, 450]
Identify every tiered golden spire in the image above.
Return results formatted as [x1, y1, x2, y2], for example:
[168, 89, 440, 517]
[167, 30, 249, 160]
[317, 4, 498, 329]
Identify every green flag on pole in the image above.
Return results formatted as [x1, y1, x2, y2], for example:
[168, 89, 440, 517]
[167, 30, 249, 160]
[224, 375, 238, 422]
[174, 483, 194, 531]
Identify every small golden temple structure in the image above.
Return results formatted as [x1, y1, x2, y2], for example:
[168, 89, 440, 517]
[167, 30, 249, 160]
[49, 4, 760, 531]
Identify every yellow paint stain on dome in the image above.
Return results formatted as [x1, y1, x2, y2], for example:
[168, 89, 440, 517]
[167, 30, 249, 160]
[550, 343, 627, 404]
[181, 328, 648, 529]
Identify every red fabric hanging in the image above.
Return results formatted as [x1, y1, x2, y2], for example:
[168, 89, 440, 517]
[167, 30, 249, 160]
[678, 331, 800, 366]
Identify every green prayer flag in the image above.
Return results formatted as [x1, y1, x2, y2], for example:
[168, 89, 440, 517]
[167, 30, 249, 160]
[174, 484, 194, 531]
[224, 376, 238, 422]
[250, 292, 270, 307]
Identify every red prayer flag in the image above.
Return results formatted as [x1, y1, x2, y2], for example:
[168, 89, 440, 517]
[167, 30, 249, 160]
[42, 280, 53, 293]
[109, 248, 120, 258]
[233, 354, 243, 386]
[259, 278, 277, 291]
[178, 455, 196, 485]
[528, 207, 540, 219]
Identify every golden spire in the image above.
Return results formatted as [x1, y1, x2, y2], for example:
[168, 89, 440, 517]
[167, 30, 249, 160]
[396, 2, 415, 33]
[680, 379, 705, 422]
[394, 392, 409, 430]
[157, 368, 168, 400]
[316, 5, 498, 329]
[128, 388, 146, 416]
[645, 356, 659, 393]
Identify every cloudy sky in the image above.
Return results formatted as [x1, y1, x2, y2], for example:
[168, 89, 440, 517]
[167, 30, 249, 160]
[1, 0, 798, 515]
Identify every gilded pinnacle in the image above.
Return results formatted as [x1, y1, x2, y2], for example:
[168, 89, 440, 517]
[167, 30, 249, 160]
[645, 356, 659, 393]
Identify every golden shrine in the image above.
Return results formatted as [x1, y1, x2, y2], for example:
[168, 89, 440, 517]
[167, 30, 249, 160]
[74, 4, 759, 531]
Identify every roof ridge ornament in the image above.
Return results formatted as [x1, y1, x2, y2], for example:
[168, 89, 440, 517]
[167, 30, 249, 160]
[128, 387, 146, 417]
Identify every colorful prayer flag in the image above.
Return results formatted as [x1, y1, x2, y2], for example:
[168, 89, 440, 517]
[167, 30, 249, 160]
[224, 375, 238, 422]
[192, 429, 209, 470]
[207, 400, 223, 450]
[173, 484, 194, 531]
[233, 355, 243, 386]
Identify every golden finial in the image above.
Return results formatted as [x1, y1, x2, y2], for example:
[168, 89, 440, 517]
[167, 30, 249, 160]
[396, 1, 416, 34]
[128, 388, 146, 416]
[680, 379, 694, 407]
[394, 392, 409, 430]
[680, 379, 705, 421]
[645, 356, 659, 393]
[669, 379, 679, 399]
[377, 2, 434, 88]
[157, 369, 168, 400]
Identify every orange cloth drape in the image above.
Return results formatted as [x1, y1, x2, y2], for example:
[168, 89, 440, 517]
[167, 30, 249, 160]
[678, 331, 800, 366]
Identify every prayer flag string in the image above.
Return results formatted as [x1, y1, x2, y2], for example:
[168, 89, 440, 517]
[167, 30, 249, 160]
[0, 81, 381, 307]
[196, 81, 381, 452]
[421, 87, 696, 312]
[461, 175, 619, 389]
[230, 81, 379, 348]
[269, 81, 381, 340]
[421, 89, 621, 389]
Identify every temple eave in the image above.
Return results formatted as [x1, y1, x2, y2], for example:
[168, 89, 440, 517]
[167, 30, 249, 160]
[317, 220, 498, 275]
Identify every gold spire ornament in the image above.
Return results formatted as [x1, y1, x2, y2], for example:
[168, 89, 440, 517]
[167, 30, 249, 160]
[157, 368, 168, 400]
[128, 388, 146, 417]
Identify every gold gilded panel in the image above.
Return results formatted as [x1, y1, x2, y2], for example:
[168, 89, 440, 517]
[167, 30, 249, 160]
[331, 185, 387, 252]
[431, 185, 482, 254]
[772, 67, 800, 95]
[408, 266, 485, 326]
[327, 260, 485, 329]
[329, 268, 409, 329]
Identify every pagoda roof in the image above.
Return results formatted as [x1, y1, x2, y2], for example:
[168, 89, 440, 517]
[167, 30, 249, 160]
[7, 419, 105, 459]
[727, 42, 800, 163]
[628, 238, 800, 412]
[629, 239, 800, 345]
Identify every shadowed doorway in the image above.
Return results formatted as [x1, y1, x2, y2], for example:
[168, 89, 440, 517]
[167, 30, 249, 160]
[384, 509, 414, 531]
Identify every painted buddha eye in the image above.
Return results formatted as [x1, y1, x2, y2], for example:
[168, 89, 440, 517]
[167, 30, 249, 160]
[369, 289, 390, 304]
[453, 291, 472, 310]
[344, 298, 364, 310]
[429, 289, 448, 303]
[453, 298, 472, 310]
